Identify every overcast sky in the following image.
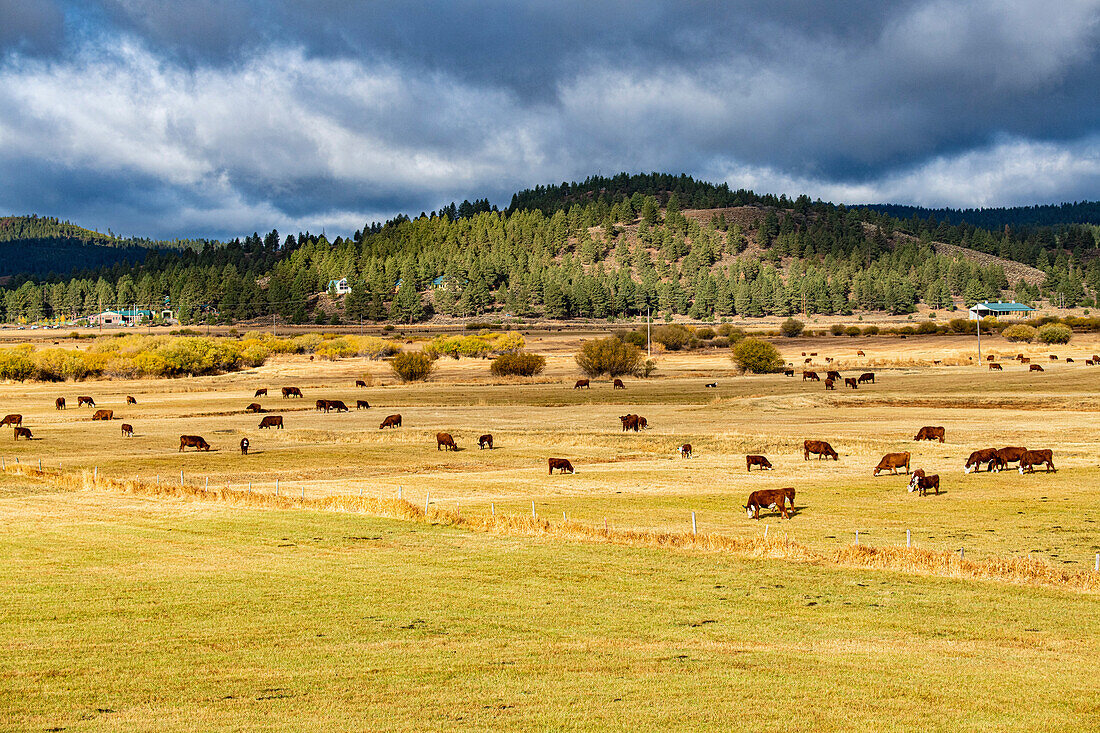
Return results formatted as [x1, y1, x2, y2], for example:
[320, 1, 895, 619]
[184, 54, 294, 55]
[1, 0, 1098, 239]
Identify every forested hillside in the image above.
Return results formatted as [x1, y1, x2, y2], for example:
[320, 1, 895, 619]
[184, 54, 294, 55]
[2, 176, 1098, 325]
[0, 216, 195, 278]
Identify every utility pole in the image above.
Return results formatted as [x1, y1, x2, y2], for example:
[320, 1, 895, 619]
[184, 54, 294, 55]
[273, 313, 276, 338]
[976, 311, 981, 362]
[647, 306, 651, 359]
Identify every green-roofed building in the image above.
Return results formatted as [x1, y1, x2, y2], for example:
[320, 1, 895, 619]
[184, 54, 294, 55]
[968, 301, 1035, 320]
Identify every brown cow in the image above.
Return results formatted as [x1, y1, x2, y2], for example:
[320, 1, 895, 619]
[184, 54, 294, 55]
[1049, 354, 1058, 361]
[0, 414, 21, 427]
[326, 400, 349, 412]
[638, 416, 648, 429]
[745, 488, 795, 519]
[914, 426, 945, 443]
[548, 458, 576, 474]
[824, 378, 835, 390]
[858, 372, 875, 384]
[179, 435, 211, 451]
[746, 455, 773, 471]
[1030, 364, 1044, 372]
[92, 409, 113, 421]
[994, 446, 1027, 472]
[246, 403, 264, 413]
[1066, 358, 1074, 363]
[1015, 354, 1025, 361]
[810, 352, 817, 356]
[121, 423, 133, 437]
[282, 386, 303, 398]
[908, 469, 940, 496]
[77, 396, 95, 407]
[803, 371, 819, 381]
[574, 379, 590, 389]
[804, 440, 838, 460]
[356, 400, 370, 410]
[825, 357, 833, 363]
[355, 380, 367, 388]
[13, 427, 32, 441]
[1088, 360, 1095, 366]
[436, 432, 457, 451]
[619, 414, 640, 432]
[315, 399, 329, 412]
[1019, 449, 1055, 473]
[1093, 354, 1100, 362]
[259, 415, 284, 429]
[986, 355, 995, 361]
[783, 368, 794, 376]
[380, 414, 402, 429]
[844, 377, 858, 389]
[255, 388, 267, 397]
[1020, 357, 1030, 364]
[126, 395, 137, 405]
[826, 370, 841, 381]
[873, 451, 910, 476]
[857, 350, 865, 356]
[613, 378, 625, 389]
[678, 443, 692, 458]
[964, 448, 1000, 473]
[240, 438, 250, 455]
[804, 358, 812, 364]
[989, 363, 1002, 370]
[55, 397, 66, 410]
[479, 434, 494, 450]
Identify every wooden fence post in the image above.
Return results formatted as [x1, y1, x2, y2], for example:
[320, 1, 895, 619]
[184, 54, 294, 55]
[424, 491, 430, 514]
[691, 511, 697, 536]
[906, 529, 911, 548]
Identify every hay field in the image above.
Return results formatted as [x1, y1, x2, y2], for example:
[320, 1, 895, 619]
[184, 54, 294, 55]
[1, 332, 1097, 567]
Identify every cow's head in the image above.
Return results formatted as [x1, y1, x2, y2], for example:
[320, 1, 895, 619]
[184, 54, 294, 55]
[1018, 466, 1024, 475]
[744, 506, 754, 518]
[963, 464, 973, 474]
[907, 475, 918, 492]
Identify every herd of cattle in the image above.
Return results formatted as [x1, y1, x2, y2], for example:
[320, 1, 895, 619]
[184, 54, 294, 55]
[988, 353, 1100, 370]
[0, 360, 1065, 524]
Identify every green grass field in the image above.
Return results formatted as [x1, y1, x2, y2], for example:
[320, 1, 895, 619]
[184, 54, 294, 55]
[1, 331, 1099, 729]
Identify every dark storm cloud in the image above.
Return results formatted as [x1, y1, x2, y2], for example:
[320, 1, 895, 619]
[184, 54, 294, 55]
[0, 1, 1098, 238]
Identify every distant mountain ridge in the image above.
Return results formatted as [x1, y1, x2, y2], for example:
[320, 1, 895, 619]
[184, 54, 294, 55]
[863, 201, 1100, 229]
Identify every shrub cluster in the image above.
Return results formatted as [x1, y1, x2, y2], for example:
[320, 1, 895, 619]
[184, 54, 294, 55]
[1037, 323, 1072, 344]
[490, 352, 547, 377]
[1001, 324, 1036, 343]
[575, 337, 643, 377]
[424, 331, 525, 360]
[730, 338, 785, 374]
[780, 318, 804, 337]
[390, 352, 434, 382]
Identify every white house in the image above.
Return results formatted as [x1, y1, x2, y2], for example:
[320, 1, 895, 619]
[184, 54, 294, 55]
[327, 278, 351, 295]
[968, 301, 1035, 320]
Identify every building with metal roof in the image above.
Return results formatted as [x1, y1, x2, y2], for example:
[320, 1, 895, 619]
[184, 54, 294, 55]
[968, 301, 1035, 320]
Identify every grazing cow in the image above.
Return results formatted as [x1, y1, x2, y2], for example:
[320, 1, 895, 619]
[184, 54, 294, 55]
[259, 415, 284, 429]
[121, 423, 133, 437]
[282, 386, 303, 398]
[987, 355, 996, 361]
[436, 432, 458, 451]
[1049, 354, 1058, 361]
[255, 388, 267, 397]
[326, 400, 349, 412]
[704, 382, 718, 388]
[801, 352, 806, 356]
[746, 455, 773, 471]
[873, 451, 910, 476]
[825, 357, 833, 363]
[964, 448, 1001, 474]
[638, 416, 648, 429]
[804, 440, 838, 460]
[1066, 358, 1074, 363]
[810, 352, 817, 356]
[914, 426, 946, 443]
[804, 358, 813, 364]
[91, 409, 113, 421]
[1019, 449, 1056, 473]
[826, 370, 841, 381]
[240, 438, 249, 455]
[126, 395, 137, 405]
[844, 377, 858, 389]
[933, 360, 942, 365]
[1093, 354, 1100, 363]
[479, 434, 494, 450]
[355, 380, 367, 388]
[246, 403, 264, 413]
[678, 443, 692, 458]
[993, 446, 1027, 472]
[13, 427, 32, 441]
[1020, 357, 1030, 364]
[803, 371, 819, 381]
[908, 469, 940, 496]
[380, 414, 402, 429]
[55, 397, 65, 410]
[548, 458, 576, 474]
[857, 350, 865, 356]
[824, 378, 835, 390]
[0, 414, 21, 427]
[745, 488, 795, 520]
[356, 400, 370, 410]
[77, 396, 95, 407]
[613, 378, 625, 389]
[1030, 364, 1044, 372]
[179, 435, 211, 452]
[1088, 360, 1095, 366]
[574, 379, 590, 389]
[858, 372, 875, 384]
[989, 363, 1002, 371]
[619, 414, 640, 432]
[315, 399, 328, 412]
[783, 368, 794, 376]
